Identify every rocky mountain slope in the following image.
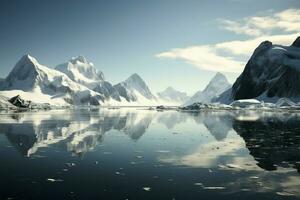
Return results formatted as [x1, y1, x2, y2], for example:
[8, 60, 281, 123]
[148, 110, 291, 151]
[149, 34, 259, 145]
[218, 36, 300, 103]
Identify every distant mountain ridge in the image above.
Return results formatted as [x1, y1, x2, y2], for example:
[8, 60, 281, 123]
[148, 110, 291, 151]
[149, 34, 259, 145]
[185, 72, 231, 105]
[157, 87, 189, 104]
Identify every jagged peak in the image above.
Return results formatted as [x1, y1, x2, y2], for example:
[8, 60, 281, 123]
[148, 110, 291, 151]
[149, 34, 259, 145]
[129, 73, 141, 79]
[9, 54, 41, 75]
[213, 72, 225, 78]
[70, 55, 88, 64]
[18, 54, 39, 65]
[126, 73, 144, 83]
[210, 72, 228, 83]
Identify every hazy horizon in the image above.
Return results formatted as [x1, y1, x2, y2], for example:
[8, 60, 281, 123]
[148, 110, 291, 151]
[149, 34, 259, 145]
[0, 0, 300, 95]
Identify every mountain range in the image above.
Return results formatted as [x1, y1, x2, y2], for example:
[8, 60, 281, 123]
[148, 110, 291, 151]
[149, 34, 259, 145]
[0, 55, 162, 107]
[2, 36, 299, 108]
[0, 54, 232, 108]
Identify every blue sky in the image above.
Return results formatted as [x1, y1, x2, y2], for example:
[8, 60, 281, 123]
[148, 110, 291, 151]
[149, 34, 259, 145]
[0, 0, 299, 95]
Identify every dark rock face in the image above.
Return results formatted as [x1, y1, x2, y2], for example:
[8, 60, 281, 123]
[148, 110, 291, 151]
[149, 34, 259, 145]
[9, 95, 31, 108]
[233, 118, 300, 173]
[230, 37, 300, 101]
[156, 105, 166, 110]
[231, 41, 273, 100]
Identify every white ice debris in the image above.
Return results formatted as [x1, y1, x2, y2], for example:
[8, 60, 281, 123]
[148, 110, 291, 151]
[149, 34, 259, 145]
[143, 187, 151, 191]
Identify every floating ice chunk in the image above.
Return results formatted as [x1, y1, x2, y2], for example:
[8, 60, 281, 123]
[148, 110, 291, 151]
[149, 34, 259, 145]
[156, 150, 171, 153]
[203, 186, 225, 190]
[276, 191, 295, 196]
[226, 164, 242, 169]
[47, 178, 63, 182]
[143, 187, 151, 191]
[65, 162, 76, 167]
[194, 183, 203, 186]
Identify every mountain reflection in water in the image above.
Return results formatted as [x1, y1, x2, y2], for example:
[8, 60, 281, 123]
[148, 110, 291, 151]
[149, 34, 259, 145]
[0, 108, 299, 199]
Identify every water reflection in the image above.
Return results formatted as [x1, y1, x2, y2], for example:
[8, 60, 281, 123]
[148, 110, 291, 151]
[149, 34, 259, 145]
[0, 109, 299, 199]
[0, 109, 299, 173]
[0, 109, 155, 156]
[233, 113, 300, 173]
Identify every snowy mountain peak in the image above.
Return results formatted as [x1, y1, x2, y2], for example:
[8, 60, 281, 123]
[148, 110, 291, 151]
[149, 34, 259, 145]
[1, 54, 105, 106]
[13, 54, 40, 71]
[4, 54, 43, 89]
[184, 72, 231, 105]
[56, 56, 105, 83]
[205, 72, 230, 92]
[157, 86, 189, 103]
[70, 55, 88, 64]
[210, 72, 227, 84]
[19, 54, 38, 64]
[125, 73, 143, 83]
[113, 73, 156, 102]
[124, 73, 150, 93]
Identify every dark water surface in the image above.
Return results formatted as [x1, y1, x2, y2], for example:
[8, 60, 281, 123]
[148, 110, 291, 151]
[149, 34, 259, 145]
[0, 108, 299, 200]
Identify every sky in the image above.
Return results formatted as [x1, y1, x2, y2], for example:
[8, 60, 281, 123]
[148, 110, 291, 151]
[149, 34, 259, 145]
[0, 0, 300, 95]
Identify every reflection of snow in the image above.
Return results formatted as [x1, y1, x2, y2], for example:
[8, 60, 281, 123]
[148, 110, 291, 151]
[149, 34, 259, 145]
[0, 109, 155, 156]
[223, 169, 300, 197]
[159, 136, 259, 169]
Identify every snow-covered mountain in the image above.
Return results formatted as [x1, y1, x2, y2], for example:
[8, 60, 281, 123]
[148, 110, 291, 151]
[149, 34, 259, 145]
[55, 57, 158, 105]
[185, 72, 231, 105]
[113, 73, 157, 103]
[0, 54, 104, 106]
[55, 56, 121, 101]
[55, 55, 104, 86]
[217, 36, 300, 103]
[0, 55, 160, 107]
[157, 87, 189, 104]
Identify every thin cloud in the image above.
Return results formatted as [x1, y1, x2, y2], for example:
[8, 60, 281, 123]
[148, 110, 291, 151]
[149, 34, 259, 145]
[157, 45, 244, 73]
[156, 9, 300, 73]
[219, 9, 300, 36]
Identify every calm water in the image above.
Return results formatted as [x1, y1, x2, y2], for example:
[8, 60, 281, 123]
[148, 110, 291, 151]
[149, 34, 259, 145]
[0, 108, 299, 200]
